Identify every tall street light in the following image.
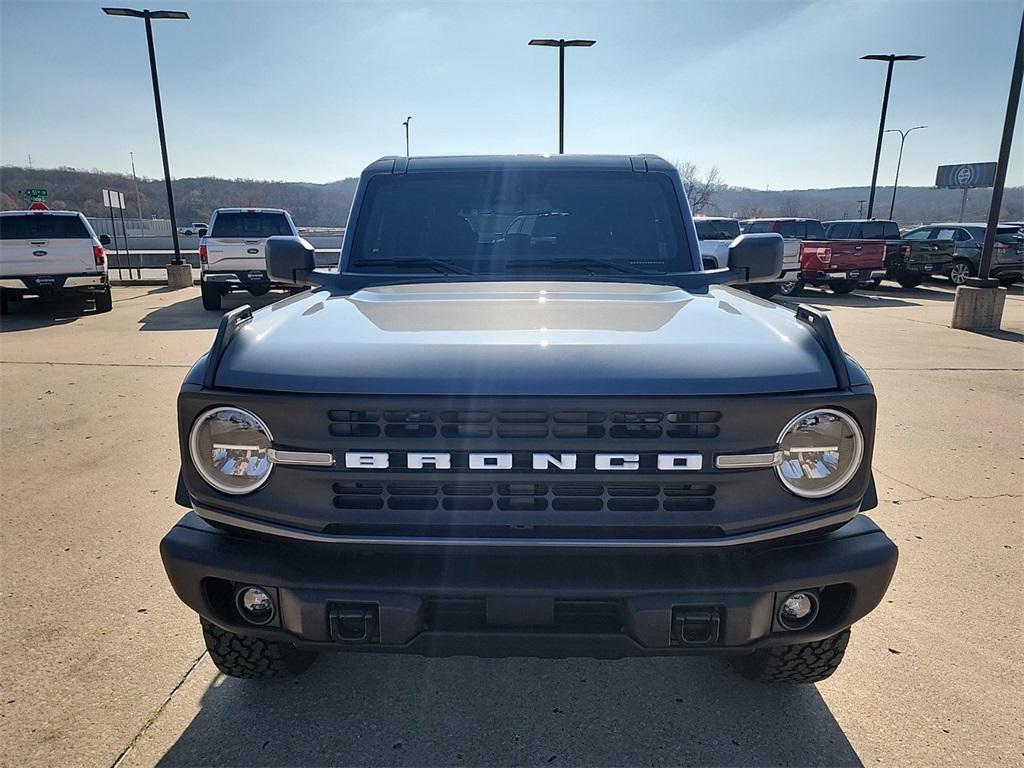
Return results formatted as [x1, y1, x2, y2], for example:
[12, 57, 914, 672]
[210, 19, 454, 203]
[861, 53, 924, 218]
[403, 116, 412, 158]
[884, 125, 926, 219]
[528, 38, 595, 154]
[103, 7, 188, 269]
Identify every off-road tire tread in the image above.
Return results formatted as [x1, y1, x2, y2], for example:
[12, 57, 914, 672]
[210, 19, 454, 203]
[728, 629, 850, 684]
[201, 619, 317, 679]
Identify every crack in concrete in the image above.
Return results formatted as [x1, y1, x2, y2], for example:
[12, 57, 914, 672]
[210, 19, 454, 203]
[875, 468, 1022, 503]
[0, 360, 192, 369]
[110, 650, 208, 768]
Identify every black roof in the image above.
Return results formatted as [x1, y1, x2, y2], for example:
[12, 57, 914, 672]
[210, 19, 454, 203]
[366, 154, 675, 174]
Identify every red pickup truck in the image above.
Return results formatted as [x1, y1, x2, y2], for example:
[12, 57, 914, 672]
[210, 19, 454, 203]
[795, 237, 886, 295]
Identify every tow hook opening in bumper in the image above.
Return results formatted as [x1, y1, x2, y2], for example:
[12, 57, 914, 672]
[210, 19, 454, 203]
[672, 606, 722, 646]
[329, 603, 379, 643]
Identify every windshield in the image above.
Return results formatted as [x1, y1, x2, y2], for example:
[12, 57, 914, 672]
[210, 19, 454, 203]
[210, 212, 293, 238]
[859, 221, 901, 239]
[694, 219, 740, 240]
[0, 214, 90, 239]
[348, 171, 691, 274]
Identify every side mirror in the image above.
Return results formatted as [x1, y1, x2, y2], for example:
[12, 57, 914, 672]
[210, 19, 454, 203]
[267, 235, 317, 286]
[99, 234, 111, 246]
[727, 233, 784, 283]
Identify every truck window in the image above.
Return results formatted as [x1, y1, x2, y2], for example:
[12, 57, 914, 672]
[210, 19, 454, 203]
[745, 221, 772, 234]
[903, 228, 932, 240]
[694, 219, 740, 240]
[860, 221, 899, 239]
[210, 212, 293, 238]
[828, 222, 852, 239]
[776, 221, 805, 239]
[0, 214, 90, 240]
[349, 171, 691, 274]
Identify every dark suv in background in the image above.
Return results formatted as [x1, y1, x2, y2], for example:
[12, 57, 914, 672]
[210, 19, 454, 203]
[900, 223, 1023, 287]
[823, 219, 954, 289]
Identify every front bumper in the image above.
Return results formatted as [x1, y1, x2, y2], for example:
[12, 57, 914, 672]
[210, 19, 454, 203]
[161, 511, 898, 658]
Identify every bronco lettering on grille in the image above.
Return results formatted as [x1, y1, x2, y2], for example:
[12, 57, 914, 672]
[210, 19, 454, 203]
[342, 451, 703, 471]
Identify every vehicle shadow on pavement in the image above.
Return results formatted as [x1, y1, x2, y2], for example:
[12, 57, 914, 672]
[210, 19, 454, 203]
[777, 290, 919, 309]
[156, 655, 862, 767]
[137, 292, 284, 331]
[0, 296, 99, 332]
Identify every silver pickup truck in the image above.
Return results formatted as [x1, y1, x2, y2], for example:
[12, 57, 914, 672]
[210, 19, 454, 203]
[696, 216, 800, 298]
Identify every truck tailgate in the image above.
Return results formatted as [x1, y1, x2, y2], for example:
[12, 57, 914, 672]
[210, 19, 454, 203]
[800, 240, 885, 273]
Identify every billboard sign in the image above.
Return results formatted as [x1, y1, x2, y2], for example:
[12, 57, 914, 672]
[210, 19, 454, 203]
[935, 162, 997, 189]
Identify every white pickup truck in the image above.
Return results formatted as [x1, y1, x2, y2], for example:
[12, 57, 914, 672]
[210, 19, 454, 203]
[695, 217, 800, 298]
[0, 210, 112, 315]
[198, 208, 299, 310]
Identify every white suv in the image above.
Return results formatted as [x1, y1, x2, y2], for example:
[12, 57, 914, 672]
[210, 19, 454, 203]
[0, 210, 112, 315]
[198, 208, 300, 310]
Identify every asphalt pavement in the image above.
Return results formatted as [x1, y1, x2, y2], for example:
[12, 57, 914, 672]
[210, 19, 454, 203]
[0, 280, 1021, 767]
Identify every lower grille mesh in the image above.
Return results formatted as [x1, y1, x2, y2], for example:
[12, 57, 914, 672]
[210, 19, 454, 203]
[332, 481, 715, 513]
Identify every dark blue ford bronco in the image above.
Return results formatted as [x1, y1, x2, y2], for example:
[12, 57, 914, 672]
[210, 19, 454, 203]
[161, 155, 897, 683]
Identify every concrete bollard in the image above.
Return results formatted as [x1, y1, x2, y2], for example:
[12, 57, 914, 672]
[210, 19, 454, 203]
[950, 283, 1007, 331]
[166, 263, 194, 290]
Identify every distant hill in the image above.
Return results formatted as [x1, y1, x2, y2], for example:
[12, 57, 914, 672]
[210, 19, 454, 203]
[0, 166, 358, 227]
[1, 165, 1020, 227]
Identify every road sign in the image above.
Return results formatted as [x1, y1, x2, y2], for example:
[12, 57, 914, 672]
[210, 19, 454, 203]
[935, 162, 997, 189]
[25, 188, 47, 198]
[28, 201, 49, 211]
[102, 189, 126, 209]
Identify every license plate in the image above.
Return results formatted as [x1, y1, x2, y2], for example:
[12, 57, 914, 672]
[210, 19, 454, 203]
[923, 265, 933, 272]
[35, 276, 56, 286]
[246, 271, 266, 281]
[846, 271, 860, 279]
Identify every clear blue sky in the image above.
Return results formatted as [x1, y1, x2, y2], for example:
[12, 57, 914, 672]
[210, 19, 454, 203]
[1, 0, 1022, 190]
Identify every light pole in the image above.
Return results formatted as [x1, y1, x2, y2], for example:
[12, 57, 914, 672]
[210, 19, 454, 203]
[528, 38, 596, 154]
[884, 125, 926, 219]
[861, 53, 924, 218]
[102, 7, 188, 276]
[402, 116, 412, 158]
[129, 151, 143, 219]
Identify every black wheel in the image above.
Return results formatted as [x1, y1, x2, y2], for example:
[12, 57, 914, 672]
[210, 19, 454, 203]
[201, 281, 222, 311]
[897, 276, 924, 289]
[0, 290, 8, 316]
[777, 279, 804, 297]
[861, 278, 883, 290]
[94, 286, 113, 313]
[201, 619, 318, 679]
[948, 260, 974, 286]
[248, 286, 270, 297]
[727, 629, 850, 684]
[828, 280, 857, 294]
[747, 283, 779, 299]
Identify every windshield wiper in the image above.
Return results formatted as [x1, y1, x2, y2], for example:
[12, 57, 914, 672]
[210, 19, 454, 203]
[504, 258, 647, 274]
[350, 258, 472, 275]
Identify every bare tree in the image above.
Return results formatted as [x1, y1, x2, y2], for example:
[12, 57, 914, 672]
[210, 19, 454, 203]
[781, 194, 801, 217]
[675, 161, 725, 214]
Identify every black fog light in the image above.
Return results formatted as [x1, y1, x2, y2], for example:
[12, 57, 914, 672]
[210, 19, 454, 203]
[235, 585, 275, 625]
[778, 591, 818, 630]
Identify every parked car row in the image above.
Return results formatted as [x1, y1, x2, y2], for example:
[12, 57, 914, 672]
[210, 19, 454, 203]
[694, 216, 1023, 296]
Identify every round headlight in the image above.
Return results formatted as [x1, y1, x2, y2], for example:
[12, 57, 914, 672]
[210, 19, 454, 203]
[775, 408, 864, 498]
[189, 407, 273, 495]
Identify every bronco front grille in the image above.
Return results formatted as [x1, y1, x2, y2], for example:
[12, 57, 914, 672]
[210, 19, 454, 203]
[326, 409, 721, 440]
[332, 481, 716, 513]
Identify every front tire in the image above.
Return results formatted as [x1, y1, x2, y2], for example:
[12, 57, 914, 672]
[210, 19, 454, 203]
[747, 283, 779, 299]
[727, 629, 851, 684]
[948, 259, 974, 287]
[201, 619, 318, 679]
[0, 290, 7, 316]
[201, 281, 222, 311]
[828, 280, 857, 294]
[94, 286, 113, 313]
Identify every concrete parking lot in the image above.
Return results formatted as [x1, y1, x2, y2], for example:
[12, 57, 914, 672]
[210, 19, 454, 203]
[1, 281, 1021, 767]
